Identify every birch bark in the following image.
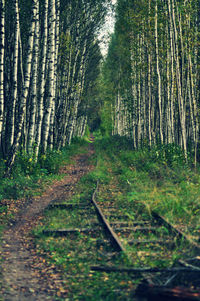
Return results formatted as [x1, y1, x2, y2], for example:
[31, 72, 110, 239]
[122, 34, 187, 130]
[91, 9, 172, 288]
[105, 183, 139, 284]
[27, 0, 39, 154]
[0, 0, 5, 144]
[148, 0, 152, 146]
[171, 0, 187, 160]
[168, 0, 175, 143]
[67, 43, 87, 145]
[6, 0, 37, 172]
[187, 11, 199, 166]
[42, 0, 56, 153]
[49, 0, 60, 150]
[9, 0, 20, 149]
[35, 0, 49, 159]
[155, 0, 163, 144]
[189, 53, 198, 166]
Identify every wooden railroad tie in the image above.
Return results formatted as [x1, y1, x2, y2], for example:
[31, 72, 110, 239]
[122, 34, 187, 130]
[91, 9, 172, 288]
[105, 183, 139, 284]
[42, 227, 101, 236]
[91, 265, 200, 273]
[47, 203, 91, 210]
[110, 221, 150, 226]
[126, 238, 172, 245]
[114, 226, 159, 232]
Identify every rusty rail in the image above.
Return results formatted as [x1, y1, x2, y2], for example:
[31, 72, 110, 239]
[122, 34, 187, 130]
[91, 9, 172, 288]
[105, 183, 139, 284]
[91, 181, 125, 252]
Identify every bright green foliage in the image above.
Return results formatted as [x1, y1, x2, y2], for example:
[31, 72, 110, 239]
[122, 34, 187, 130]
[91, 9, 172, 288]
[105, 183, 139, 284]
[0, 139, 88, 202]
[95, 136, 200, 240]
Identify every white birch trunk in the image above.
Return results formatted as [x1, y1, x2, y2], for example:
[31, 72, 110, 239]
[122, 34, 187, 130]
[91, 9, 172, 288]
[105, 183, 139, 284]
[131, 60, 137, 148]
[0, 0, 5, 143]
[42, 0, 56, 153]
[189, 53, 199, 167]
[171, 0, 187, 160]
[166, 32, 172, 144]
[81, 116, 87, 137]
[147, 0, 152, 146]
[67, 36, 87, 145]
[116, 90, 121, 135]
[57, 43, 72, 149]
[27, 0, 39, 154]
[6, 0, 38, 171]
[187, 11, 199, 166]
[49, 0, 60, 150]
[155, 0, 163, 144]
[137, 70, 141, 147]
[9, 0, 20, 148]
[35, 0, 49, 159]
[168, 0, 175, 143]
[61, 39, 80, 147]
[187, 67, 195, 144]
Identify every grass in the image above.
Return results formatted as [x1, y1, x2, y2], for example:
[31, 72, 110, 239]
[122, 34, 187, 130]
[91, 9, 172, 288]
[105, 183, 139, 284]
[36, 234, 140, 300]
[93, 136, 199, 267]
[94, 136, 200, 241]
[0, 139, 89, 199]
[1, 135, 199, 298]
[0, 137, 91, 297]
[33, 136, 200, 299]
[0, 139, 90, 237]
[33, 173, 142, 300]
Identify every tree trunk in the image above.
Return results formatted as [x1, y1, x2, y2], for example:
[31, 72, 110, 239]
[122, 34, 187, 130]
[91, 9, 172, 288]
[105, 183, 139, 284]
[35, 0, 49, 159]
[170, 0, 187, 160]
[0, 0, 5, 146]
[27, 0, 39, 155]
[49, 0, 60, 150]
[155, 0, 163, 144]
[42, 0, 56, 153]
[5, 0, 38, 173]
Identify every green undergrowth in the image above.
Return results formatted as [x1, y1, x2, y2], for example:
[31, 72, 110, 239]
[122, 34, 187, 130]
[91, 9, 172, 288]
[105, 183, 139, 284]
[33, 169, 141, 300]
[0, 138, 89, 235]
[33, 136, 200, 299]
[94, 136, 200, 242]
[0, 139, 89, 199]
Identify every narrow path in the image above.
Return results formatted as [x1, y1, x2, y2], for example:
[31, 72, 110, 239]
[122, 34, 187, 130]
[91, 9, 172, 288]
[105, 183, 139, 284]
[1, 145, 94, 301]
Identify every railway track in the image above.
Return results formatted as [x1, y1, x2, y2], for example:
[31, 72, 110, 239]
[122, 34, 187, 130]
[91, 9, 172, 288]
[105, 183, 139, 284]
[43, 181, 200, 300]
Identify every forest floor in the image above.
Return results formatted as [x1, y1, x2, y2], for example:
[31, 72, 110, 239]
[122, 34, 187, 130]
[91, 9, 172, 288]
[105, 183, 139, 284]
[0, 143, 95, 301]
[1, 136, 200, 300]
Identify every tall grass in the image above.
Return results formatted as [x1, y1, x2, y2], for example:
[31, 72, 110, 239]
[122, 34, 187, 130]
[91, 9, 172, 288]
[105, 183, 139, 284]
[94, 135, 200, 238]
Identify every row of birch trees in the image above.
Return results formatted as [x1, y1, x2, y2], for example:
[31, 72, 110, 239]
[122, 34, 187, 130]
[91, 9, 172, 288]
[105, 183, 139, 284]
[0, 0, 108, 173]
[104, 0, 200, 164]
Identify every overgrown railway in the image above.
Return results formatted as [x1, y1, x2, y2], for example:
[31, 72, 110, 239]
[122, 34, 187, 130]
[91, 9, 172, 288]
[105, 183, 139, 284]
[43, 181, 200, 300]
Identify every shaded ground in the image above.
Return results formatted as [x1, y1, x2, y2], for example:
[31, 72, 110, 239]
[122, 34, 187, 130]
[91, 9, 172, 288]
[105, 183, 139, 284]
[0, 145, 95, 301]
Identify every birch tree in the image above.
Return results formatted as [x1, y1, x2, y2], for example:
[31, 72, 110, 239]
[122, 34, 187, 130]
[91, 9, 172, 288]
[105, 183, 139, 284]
[0, 0, 112, 173]
[103, 0, 199, 163]
[6, 0, 38, 172]
[155, 0, 163, 144]
[35, 0, 49, 159]
[41, 0, 56, 153]
[0, 0, 5, 146]
[27, 0, 40, 154]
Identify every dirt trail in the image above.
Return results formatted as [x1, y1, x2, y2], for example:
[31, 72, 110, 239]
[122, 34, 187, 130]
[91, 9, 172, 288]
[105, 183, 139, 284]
[1, 145, 94, 301]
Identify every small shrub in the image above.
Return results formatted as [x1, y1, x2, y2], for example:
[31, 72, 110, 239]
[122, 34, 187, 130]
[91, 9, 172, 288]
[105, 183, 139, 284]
[38, 150, 63, 174]
[149, 144, 188, 167]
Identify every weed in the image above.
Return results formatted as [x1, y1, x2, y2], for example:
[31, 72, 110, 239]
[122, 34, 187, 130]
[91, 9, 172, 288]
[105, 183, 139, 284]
[34, 174, 142, 300]
[93, 136, 200, 267]
[1, 135, 196, 298]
